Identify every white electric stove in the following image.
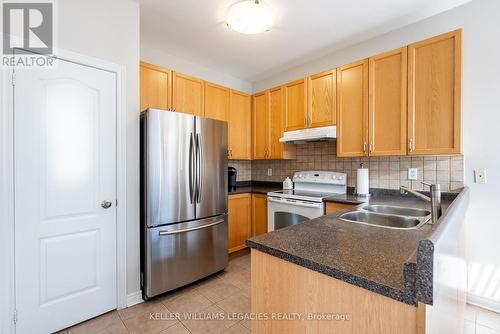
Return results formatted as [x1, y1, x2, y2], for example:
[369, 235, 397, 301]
[267, 171, 347, 231]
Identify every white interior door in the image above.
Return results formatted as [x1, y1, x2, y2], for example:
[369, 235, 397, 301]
[14, 58, 117, 334]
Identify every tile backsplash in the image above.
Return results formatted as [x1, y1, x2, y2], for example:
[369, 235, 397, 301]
[229, 142, 465, 192]
[228, 160, 252, 181]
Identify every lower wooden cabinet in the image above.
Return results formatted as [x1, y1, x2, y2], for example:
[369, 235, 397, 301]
[228, 193, 269, 253]
[325, 202, 356, 215]
[252, 194, 268, 236]
[251, 249, 421, 334]
[228, 193, 251, 253]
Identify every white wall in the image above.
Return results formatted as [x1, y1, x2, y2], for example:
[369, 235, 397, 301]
[141, 42, 252, 93]
[253, 0, 500, 309]
[57, 0, 141, 297]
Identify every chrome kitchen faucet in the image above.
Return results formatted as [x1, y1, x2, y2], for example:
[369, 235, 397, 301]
[400, 182, 442, 224]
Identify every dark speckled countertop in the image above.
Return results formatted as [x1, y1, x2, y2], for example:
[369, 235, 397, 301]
[246, 187, 465, 306]
[228, 181, 282, 195]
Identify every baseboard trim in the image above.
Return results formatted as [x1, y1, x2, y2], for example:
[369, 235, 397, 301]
[126, 291, 144, 308]
[468, 293, 500, 313]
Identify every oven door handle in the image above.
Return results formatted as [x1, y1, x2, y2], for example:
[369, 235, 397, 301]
[268, 197, 323, 208]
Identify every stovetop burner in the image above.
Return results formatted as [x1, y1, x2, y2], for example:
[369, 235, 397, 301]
[270, 189, 335, 199]
[268, 171, 348, 202]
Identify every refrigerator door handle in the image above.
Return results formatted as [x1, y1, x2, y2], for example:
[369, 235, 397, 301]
[195, 133, 202, 203]
[189, 133, 195, 204]
[158, 219, 224, 236]
[196, 133, 204, 203]
[194, 133, 200, 202]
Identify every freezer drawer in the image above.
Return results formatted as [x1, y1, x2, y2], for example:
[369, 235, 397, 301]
[144, 215, 228, 299]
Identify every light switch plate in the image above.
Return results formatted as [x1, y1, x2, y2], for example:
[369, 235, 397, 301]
[474, 169, 487, 184]
[407, 168, 418, 180]
[267, 168, 273, 176]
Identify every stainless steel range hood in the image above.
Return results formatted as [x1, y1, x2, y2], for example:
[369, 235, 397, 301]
[279, 126, 336, 144]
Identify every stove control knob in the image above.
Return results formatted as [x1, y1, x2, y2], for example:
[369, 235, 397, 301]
[332, 175, 337, 180]
[338, 176, 344, 181]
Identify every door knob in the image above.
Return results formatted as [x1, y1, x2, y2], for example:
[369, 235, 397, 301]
[101, 200, 113, 209]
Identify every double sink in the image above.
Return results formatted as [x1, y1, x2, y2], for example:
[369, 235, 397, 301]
[339, 205, 431, 230]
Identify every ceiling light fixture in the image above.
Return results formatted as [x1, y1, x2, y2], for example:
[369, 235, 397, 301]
[226, 0, 274, 35]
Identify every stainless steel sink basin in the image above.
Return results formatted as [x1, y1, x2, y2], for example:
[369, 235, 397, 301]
[362, 205, 431, 218]
[339, 211, 423, 229]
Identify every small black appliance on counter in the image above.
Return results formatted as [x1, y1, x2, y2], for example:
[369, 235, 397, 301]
[228, 167, 237, 191]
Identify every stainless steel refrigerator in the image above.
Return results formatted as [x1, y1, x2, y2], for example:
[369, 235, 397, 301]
[140, 108, 228, 299]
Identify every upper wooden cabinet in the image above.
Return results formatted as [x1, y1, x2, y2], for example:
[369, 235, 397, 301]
[205, 82, 230, 122]
[369, 47, 408, 156]
[172, 72, 204, 116]
[308, 70, 337, 128]
[408, 29, 462, 155]
[228, 90, 251, 160]
[252, 91, 269, 159]
[252, 89, 296, 160]
[140, 62, 171, 112]
[269, 86, 284, 159]
[282, 71, 336, 132]
[284, 78, 307, 131]
[336, 59, 369, 157]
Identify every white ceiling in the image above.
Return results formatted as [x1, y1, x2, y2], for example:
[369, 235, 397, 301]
[140, 0, 471, 82]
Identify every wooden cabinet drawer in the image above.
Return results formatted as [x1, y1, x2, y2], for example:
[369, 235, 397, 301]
[325, 202, 356, 215]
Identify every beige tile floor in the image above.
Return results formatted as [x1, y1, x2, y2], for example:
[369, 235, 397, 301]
[56, 251, 500, 334]
[57, 252, 251, 334]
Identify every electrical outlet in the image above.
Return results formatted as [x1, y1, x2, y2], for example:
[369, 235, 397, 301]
[267, 168, 273, 176]
[474, 169, 487, 184]
[407, 168, 418, 181]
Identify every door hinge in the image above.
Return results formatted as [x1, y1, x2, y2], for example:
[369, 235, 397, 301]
[115, 199, 118, 207]
[140, 272, 144, 288]
[13, 309, 18, 324]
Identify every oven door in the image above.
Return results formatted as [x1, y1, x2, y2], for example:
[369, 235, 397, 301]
[267, 196, 324, 231]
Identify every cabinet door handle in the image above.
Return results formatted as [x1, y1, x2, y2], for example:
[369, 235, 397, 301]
[363, 142, 367, 153]
[408, 139, 414, 152]
[369, 142, 373, 153]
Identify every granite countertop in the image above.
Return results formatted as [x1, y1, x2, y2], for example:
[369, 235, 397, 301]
[323, 187, 459, 205]
[228, 181, 282, 195]
[246, 188, 465, 306]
